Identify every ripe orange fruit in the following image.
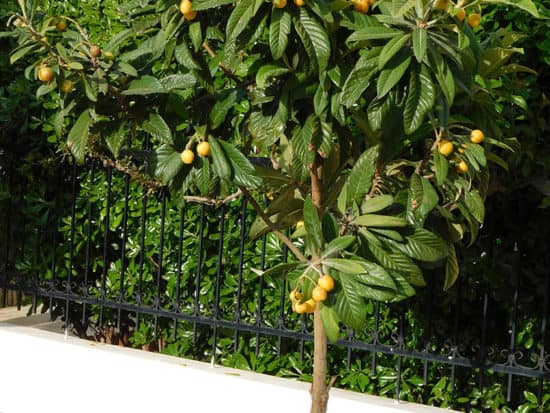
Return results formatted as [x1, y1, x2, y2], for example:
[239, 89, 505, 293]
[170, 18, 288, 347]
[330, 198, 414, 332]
[294, 0, 305, 5]
[304, 299, 316, 313]
[455, 8, 466, 21]
[197, 141, 211, 157]
[38, 66, 54, 83]
[183, 10, 197, 20]
[312, 287, 328, 302]
[434, 0, 449, 11]
[179, 0, 193, 14]
[295, 302, 308, 314]
[438, 140, 454, 157]
[273, 0, 287, 8]
[352, 0, 369, 13]
[55, 20, 67, 31]
[318, 275, 334, 292]
[60, 79, 74, 93]
[90, 45, 101, 58]
[467, 13, 481, 28]
[470, 129, 484, 144]
[456, 160, 468, 174]
[180, 149, 195, 164]
[289, 290, 303, 302]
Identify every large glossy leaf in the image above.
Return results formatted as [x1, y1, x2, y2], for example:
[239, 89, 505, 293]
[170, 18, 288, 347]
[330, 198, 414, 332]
[122, 75, 166, 95]
[218, 139, 262, 188]
[332, 274, 366, 330]
[433, 150, 448, 185]
[194, 0, 235, 10]
[384, 227, 448, 262]
[464, 189, 485, 223]
[428, 49, 455, 105]
[482, 0, 539, 17]
[345, 145, 379, 206]
[303, 195, 323, 254]
[408, 173, 439, 225]
[67, 109, 93, 165]
[378, 33, 411, 70]
[377, 55, 411, 98]
[324, 258, 367, 274]
[105, 122, 128, 158]
[210, 89, 238, 129]
[347, 26, 403, 42]
[293, 8, 330, 74]
[403, 65, 435, 134]
[340, 49, 379, 107]
[412, 27, 427, 63]
[320, 304, 341, 344]
[142, 113, 173, 145]
[361, 194, 393, 214]
[208, 137, 232, 180]
[322, 236, 355, 258]
[353, 214, 408, 228]
[269, 8, 291, 60]
[154, 144, 183, 184]
[443, 242, 459, 290]
[226, 0, 263, 42]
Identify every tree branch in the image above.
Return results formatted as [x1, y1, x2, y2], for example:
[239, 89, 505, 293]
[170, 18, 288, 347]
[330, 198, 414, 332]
[239, 186, 307, 262]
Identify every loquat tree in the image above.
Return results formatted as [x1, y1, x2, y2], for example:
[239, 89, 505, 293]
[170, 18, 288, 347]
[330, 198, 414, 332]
[4, 0, 540, 411]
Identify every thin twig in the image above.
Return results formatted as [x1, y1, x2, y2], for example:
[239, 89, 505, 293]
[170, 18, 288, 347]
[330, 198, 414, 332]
[202, 41, 240, 82]
[239, 186, 307, 262]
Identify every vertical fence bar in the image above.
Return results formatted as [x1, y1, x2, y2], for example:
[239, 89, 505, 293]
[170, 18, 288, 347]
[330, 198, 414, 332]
[277, 242, 289, 357]
[423, 273, 434, 389]
[255, 229, 267, 356]
[135, 187, 148, 329]
[64, 161, 78, 330]
[172, 207, 185, 341]
[117, 175, 131, 333]
[371, 301, 380, 376]
[506, 242, 521, 402]
[395, 309, 404, 401]
[153, 190, 167, 336]
[81, 161, 96, 327]
[537, 260, 549, 401]
[450, 277, 462, 393]
[233, 198, 247, 352]
[17, 181, 27, 309]
[99, 167, 112, 327]
[211, 205, 226, 361]
[193, 204, 206, 343]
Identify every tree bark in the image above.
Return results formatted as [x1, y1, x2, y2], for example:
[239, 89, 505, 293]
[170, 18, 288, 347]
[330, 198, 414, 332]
[309, 154, 329, 413]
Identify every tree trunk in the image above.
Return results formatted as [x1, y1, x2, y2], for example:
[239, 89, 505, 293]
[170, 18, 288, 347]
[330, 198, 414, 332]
[309, 154, 330, 413]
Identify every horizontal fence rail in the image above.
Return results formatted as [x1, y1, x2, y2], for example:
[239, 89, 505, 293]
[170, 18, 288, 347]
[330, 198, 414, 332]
[1, 155, 549, 409]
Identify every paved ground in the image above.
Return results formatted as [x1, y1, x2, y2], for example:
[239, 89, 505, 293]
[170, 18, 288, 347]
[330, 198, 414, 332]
[0, 306, 65, 334]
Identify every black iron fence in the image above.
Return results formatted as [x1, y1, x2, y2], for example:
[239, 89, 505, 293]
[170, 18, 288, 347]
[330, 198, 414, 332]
[1, 154, 549, 410]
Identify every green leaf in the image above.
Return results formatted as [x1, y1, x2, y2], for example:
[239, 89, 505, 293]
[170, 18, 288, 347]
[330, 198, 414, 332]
[464, 189, 485, 223]
[385, 227, 448, 262]
[154, 144, 183, 184]
[256, 63, 290, 89]
[361, 194, 393, 214]
[482, 0, 539, 17]
[262, 261, 305, 278]
[428, 49, 455, 105]
[340, 50, 379, 107]
[353, 214, 408, 228]
[160, 74, 196, 90]
[354, 260, 397, 291]
[443, 242, 459, 290]
[269, 8, 291, 60]
[218, 139, 262, 188]
[322, 236, 355, 258]
[403, 65, 435, 134]
[347, 26, 403, 42]
[142, 113, 173, 145]
[324, 258, 367, 274]
[226, 0, 263, 43]
[433, 149, 448, 185]
[210, 89, 238, 129]
[10, 43, 37, 64]
[333, 274, 366, 330]
[303, 195, 323, 253]
[378, 33, 411, 70]
[345, 145, 379, 206]
[409, 173, 439, 225]
[117, 62, 138, 77]
[122, 75, 167, 95]
[194, 0, 235, 10]
[412, 28, 427, 63]
[320, 304, 341, 343]
[377, 56, 411, 98]
[67, 109, 93, 164]
[369, 228, 404, 242]
[208, 137, 232, 180]
[293, 8, 331, 74]
[82, 75, 98, 102]
[105, 122, 128, 158]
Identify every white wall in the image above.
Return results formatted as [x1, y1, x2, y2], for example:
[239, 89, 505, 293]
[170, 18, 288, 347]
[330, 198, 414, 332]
[0, 315, 456, 413]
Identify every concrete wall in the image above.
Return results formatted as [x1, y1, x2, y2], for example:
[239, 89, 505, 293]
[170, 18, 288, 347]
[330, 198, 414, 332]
[0, 309, 456, 413]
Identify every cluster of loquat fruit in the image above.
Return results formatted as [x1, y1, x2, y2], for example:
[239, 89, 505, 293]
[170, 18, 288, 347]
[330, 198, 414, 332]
[433, 0, 482, 29]
[180, 141, 211, 164]
[289, 274, 335, 314]
[437, 129, 485, 174]
[179, 0, 197, 20]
